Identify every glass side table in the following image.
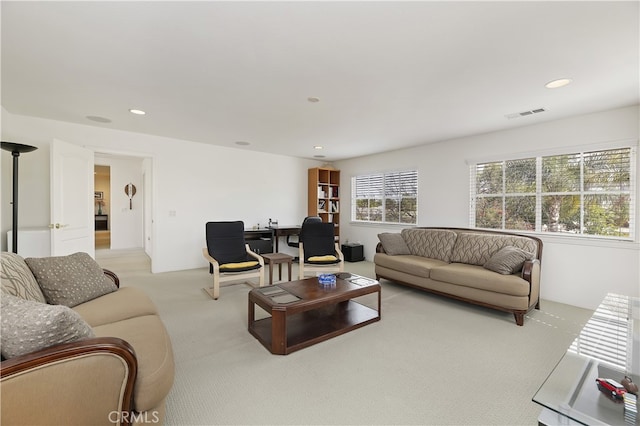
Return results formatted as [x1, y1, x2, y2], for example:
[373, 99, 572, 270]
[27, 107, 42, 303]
[533, 294, 639, 425]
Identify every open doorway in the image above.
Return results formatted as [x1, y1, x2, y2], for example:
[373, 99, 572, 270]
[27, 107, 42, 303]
[93, 153, 152, 268]
[94, 165, 111, 249]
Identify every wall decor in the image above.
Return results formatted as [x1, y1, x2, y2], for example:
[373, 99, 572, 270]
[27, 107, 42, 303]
[124, 183, 137, 209]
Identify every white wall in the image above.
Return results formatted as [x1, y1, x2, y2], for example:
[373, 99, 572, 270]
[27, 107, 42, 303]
[1, 109, 321, 272]
[336, 105, 640, 310]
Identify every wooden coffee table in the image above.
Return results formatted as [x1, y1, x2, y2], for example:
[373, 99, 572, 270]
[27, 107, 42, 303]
[248, 274, 381, 355]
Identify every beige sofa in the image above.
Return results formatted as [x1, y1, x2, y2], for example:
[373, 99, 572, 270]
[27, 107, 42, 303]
[374, 227, 542, 326]
[0, 252, 175, 425]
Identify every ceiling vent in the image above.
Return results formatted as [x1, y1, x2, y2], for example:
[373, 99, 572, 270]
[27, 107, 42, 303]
[505, 108, 547, 120]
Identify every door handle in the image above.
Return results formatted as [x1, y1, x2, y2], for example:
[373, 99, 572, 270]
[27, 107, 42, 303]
[49, 223, 67, 229]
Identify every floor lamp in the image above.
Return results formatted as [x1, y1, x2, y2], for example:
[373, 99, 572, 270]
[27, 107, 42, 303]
[1, 141, 38, 254]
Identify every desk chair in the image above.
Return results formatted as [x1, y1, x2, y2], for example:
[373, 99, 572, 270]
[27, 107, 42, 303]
[202, 221, 265, 300]
[298, 221, 344, 279]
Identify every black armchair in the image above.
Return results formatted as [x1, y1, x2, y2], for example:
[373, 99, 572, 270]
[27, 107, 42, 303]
[298, 221, 344, 279]
[286, 216, 322, 248]
[202, 221, 265, 299]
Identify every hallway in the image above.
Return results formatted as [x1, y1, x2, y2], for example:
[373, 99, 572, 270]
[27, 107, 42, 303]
[95, 230, 110, 249]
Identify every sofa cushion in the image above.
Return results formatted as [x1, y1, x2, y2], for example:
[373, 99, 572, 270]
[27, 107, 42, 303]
[450, 233, 537, 266]
[0, 294, 95, 359]
[25, 252, 117, 307]
[377, 233, 411, 255]
[72, 286, 158, 327]
[373, 253, 448, 279]
[0, 252, 47, 303]
[400, 229, 458, 262]
[430, 263, 531, 296]
[93, 315, 175, 412]
[483, 246, 531, 275]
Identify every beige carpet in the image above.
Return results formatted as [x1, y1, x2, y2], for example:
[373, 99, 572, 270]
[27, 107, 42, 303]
[96, 249, 592, 425]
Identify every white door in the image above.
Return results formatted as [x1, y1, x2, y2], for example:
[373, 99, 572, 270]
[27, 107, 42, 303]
[50, 139, 95, 257]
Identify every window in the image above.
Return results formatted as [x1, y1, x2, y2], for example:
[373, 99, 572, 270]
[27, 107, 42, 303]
[352, 170, 417, 224]
[471, 146, 635, 239]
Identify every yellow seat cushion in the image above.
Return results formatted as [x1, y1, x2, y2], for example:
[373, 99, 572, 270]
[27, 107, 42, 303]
[220, 261, 259, 269]
[308, 255, 338, 262]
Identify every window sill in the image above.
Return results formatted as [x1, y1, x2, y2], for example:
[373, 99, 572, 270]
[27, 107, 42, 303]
[502, 230, 639, 250]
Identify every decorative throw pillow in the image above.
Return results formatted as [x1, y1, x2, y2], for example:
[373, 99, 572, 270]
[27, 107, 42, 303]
[483, 246, 531, 275]
[0, 252, 47, 303]
[25, 252, 117, 307]
[377, 233, 411, 255]
[0, 294, 95, 359]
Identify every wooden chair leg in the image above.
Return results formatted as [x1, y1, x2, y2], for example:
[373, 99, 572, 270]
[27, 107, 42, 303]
[204, 275, 220, 300]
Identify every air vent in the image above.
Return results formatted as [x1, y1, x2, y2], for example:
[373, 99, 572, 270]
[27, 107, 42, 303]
[86, 115, 112, 123]
[505, 107, 547, 120]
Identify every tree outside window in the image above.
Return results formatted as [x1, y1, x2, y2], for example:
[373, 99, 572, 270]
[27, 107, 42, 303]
[471, 147, 634, 239]
[353, 170, 417, 224]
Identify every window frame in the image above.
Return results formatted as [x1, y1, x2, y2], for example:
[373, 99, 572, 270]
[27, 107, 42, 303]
[469, 143, 637, 241]
[351, 169, 418, 225]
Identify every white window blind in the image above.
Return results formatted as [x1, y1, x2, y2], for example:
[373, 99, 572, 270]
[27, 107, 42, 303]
[470, 146, 635, 239]
[569, 293, 633, 372]
[352, 170, 417, 224]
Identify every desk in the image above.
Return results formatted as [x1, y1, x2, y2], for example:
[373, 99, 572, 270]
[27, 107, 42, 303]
[244, 228, 273, 254]
[268, 225, 300, 252]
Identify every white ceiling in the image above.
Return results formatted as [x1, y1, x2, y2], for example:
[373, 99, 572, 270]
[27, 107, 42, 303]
[2, 1, 638, 161]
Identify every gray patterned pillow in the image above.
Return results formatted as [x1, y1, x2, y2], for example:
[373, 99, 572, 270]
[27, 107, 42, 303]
[378, 233, 411, 255]
[25, 252, 117, 307]
[450, 233, 536, 266]
[483, 246, 531, 275]
[0, 294, 95, 359]
[401, 229, 458, 262]
[1, 252, 46, 303]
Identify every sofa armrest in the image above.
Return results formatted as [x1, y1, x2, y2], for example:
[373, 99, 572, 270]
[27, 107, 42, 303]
[1, 337, 137, 426]
[521, 259, 539, 283]
[522, 259, 541, 307]
[376, 242, 386, 253]
[103, 268, 120, 288]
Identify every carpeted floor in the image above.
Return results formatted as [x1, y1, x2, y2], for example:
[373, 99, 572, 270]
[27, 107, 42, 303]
[96, 249, 593, 425]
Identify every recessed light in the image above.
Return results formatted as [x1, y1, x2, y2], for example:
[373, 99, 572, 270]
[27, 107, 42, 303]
[129, 109, 146, 115]
[545, 78, 573, 89]
[86, 115, 112, 123]
[235, 141, 250, 146]
[314, 146, 323, 150]
[307, 97, 320, 103]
